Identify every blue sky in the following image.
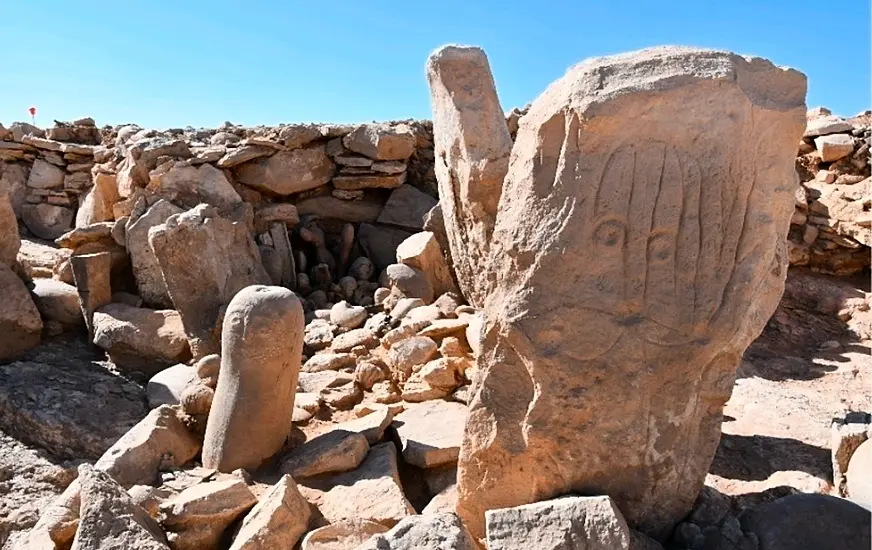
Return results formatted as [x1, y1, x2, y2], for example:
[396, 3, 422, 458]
[1, 1, 868, 129]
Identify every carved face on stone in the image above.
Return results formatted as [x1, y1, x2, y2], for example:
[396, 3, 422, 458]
[512, 127, 787, 367]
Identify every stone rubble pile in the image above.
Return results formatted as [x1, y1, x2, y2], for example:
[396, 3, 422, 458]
[3, 44, 871, 550]
[788, 108, 871, 276]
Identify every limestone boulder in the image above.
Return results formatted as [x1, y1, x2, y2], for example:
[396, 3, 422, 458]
[354, 513, 476, 550]
[396, 232, 457, 297]
[21, 203, 74, 240]
[0, 337, 148, 460]
[303, 352, 356, 373]
[159, 478, 257, 550]
[331, 300, 367, 329]
[148, 161, 243, 212]
[71, 465, 169, 550]
[297, 442, 414, 527]
[149, 204, 271, 358]
[430, 46, 808, 541]
[387, 336, 437, 382]
[426, 45, 512, 308]
[30, 278, 84, 328]
[235, 145, 335, 195]
[147, 364, 199, 408]
[804, 115, 853, 137]
[280, 429, 369, 478]
[92, 303, 191, 374]
[391, 401, 466, 468]
[295, 195, 385, 223]
[814, 133, 854, 162]
[202, 286, 303, 472]
[377, 184, 438, 230]
[126, 199, 184, 308]
[229, 474, 311, 550]
[301, 519, 389, 550]
[383, 263, 434, 303]
[27, 159, 65, 189]
[75, 171, 119, 227]
[0, 193, 20, 267]
[485, 496, 631, 550]
[93, 405, 200, 488]
[0, 163, 27, 217]
[0, 263, 42, 360]
[343, 124, 415, 161]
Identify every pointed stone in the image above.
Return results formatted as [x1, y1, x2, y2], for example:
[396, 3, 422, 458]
[229, 475, 311, 550]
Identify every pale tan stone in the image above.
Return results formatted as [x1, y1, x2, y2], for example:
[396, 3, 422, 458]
[229, 475, 311, 550]
[93, 405, 200, 488]
[426, 45, 512, 308]
[0, 193, 20, 267]
[70, 252, 112, 334]
[202, 286, 303, 472]
[0, 263, 42, 360]
[395, 231, 457, 297]
[301, 519, 388, 550]
[433, 46, 808, 541]
[160, 479, 257, 550]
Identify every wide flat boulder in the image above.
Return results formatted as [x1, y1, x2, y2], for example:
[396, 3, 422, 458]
[0, 336, 148, 459]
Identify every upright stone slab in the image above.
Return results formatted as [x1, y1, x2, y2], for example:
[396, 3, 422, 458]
[202, 285, 304, 472]
[428, 46, 808, 541]
[426, 45, 512, 308]
[70, 252, 112, 334]
[148, 204, 270, 358]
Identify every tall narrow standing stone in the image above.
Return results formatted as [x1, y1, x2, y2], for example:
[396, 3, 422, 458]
[71, 252, 112, 334]
[202, 285, 304, 472]
[427, 46, 808, 541]
[426, 45, 512, 308]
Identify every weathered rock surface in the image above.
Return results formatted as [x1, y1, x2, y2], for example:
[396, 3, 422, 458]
[30, 278, 84, 328]
[355, 513, 476, 550]
[485, 495, 631, 550]
[147, 364, 199, 408]
[93, 405, 200, 488]
[0, 336, 148, 459]
[126, 199, 183, 308]
[439, 46, 807, 540]
[298, 442, 414, 527]
[160, 478, 257, 550]
[229, 474, 311, 550]
[149, 204, 270, 358]
[22, 203, 74, 240]
[0, 430, 78, 549]
[71, 465, 169, 550]
[301, 519, 389, 550]
[426, 45, 512, 308]
[343, 124, 415, 161]
[92, 304, 191, 374]
[148, 161, 242, 212]
[391, 401, 466, 468]
[0, 193, 20, 267]
[235, 146, 335, 195]
[70, 252, 112, 334]
[280, 429, 369, 478]
[202, 286, 303, 472]
[740, 493, 870, 550]
[395, 231, 457, 297]
[0, 263, 42, 360]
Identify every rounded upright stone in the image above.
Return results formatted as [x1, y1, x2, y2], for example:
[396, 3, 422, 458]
[202, 285, 304, 472]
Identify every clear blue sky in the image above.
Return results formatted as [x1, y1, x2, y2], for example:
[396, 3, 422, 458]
[1, 1, 868, 129]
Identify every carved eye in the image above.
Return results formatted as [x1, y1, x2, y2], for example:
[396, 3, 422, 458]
[648, 233, 673, 262]
[593, 219, 627, 249]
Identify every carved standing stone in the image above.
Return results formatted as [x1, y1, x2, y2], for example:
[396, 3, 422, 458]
[427, 45, 807, 541]
[202, 285, 304, 472]
[426, 45, 512, 308]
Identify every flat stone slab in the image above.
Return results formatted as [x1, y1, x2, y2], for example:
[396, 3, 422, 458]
[391, 401, 467, 468]
[297, 442, 414, 527]
[0, 335, 148, 460]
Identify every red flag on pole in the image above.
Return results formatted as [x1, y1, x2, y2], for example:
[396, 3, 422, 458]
[28, 106, 36, 125]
